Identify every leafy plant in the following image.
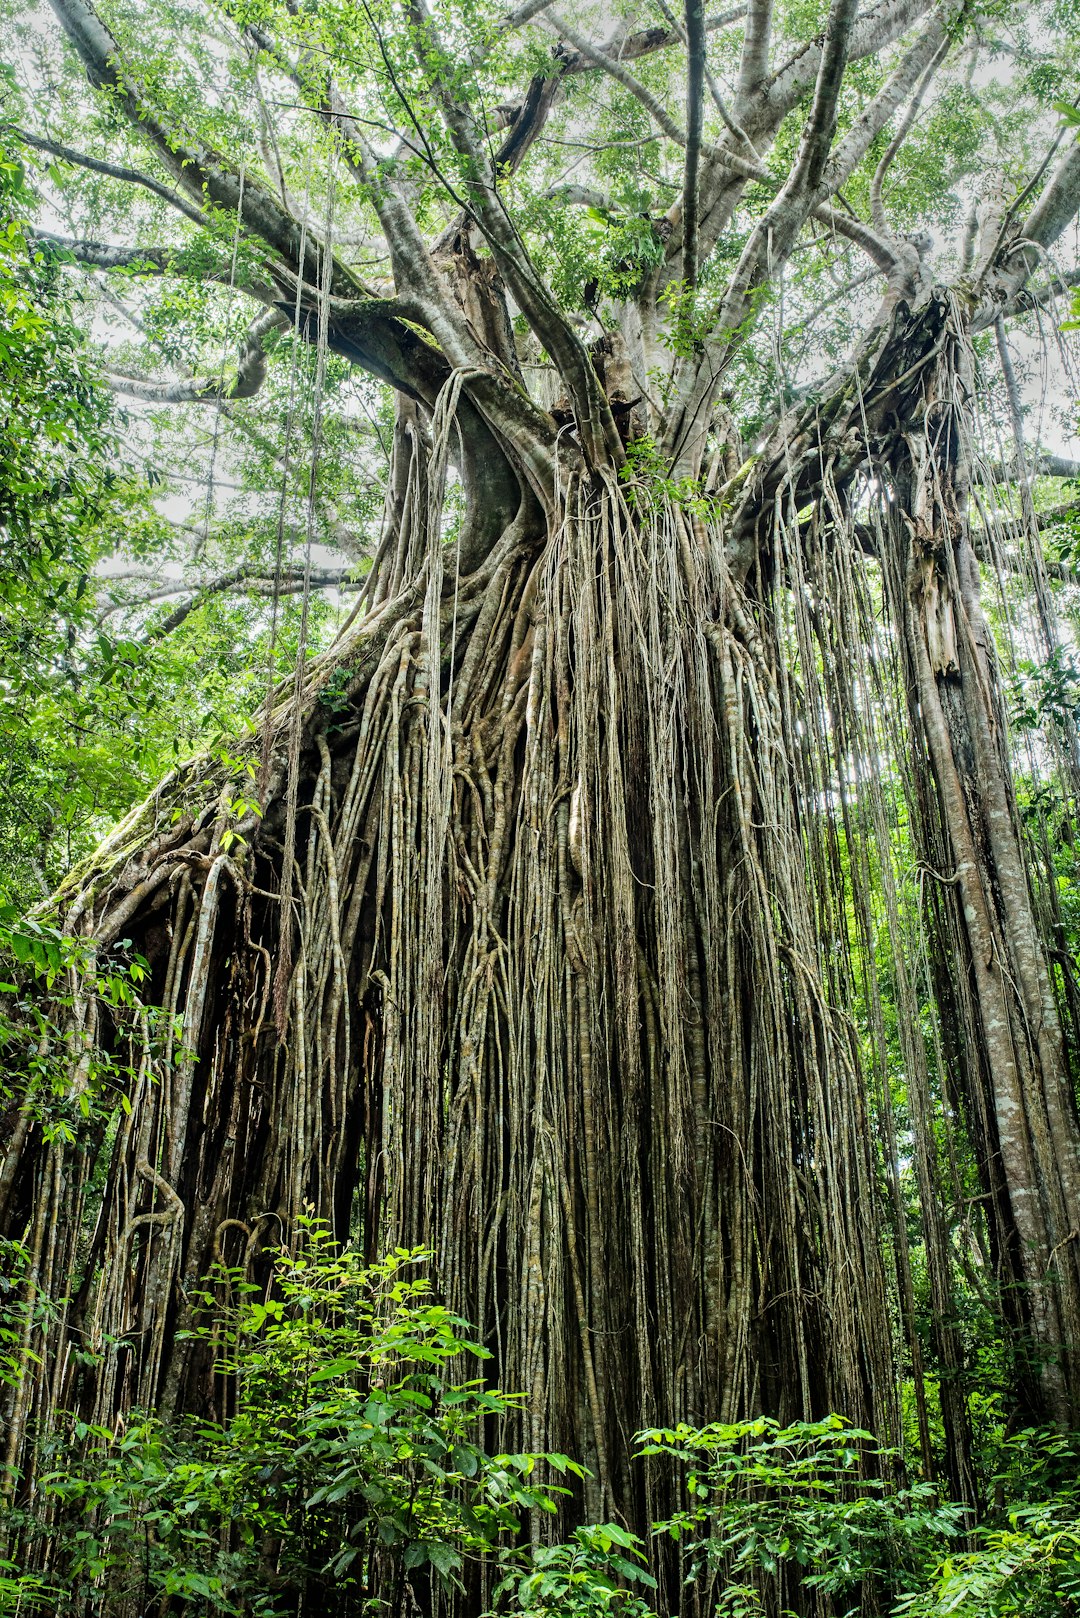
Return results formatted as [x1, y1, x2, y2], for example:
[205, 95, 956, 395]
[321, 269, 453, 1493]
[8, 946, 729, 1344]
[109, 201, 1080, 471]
[904, 1422, 1080, 1618]
[490, 1523, 657, 1616]
[896, 1498, 1080, 1618]
[39, 1228, 588, 1615]
[0, 902, 162, 1153]
[640, 1415, 964, 1618]
[1009, 647, 1080, 735]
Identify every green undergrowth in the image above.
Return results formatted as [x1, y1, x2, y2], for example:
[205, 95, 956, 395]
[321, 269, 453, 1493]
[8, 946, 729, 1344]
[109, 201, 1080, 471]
[1, 1224, 1078, 1618]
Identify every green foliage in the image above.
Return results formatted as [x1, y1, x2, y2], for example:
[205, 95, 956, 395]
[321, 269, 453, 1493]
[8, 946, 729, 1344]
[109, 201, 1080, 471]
[0, 139, 196, 900]
[640, 1415, 965, 1618]
[897, 1500, 1080, 1618]
[1009, 646, 1080, 734]
[490, 1523, 657, 1616]
[0, 145, 115, 586]
[30, 1228, 589, 1615]
[0, 1558, 58, 1616]
[0, 139, 148, 898]
[619, 436, 732, 520]
[9, 1298, 1080, 1618]
[0, 899, 167, 1159]
[0, 132, 359, 908]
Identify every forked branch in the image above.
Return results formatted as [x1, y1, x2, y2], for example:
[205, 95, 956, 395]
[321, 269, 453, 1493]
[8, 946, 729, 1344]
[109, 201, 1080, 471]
[406, 0, 622, 464]
[977, 135, 1080, 320]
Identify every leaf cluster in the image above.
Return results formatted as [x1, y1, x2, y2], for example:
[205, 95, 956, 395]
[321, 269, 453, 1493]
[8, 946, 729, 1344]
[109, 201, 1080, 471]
[27, 1227, 615, 1615]
[640, 1415, 966, 1618]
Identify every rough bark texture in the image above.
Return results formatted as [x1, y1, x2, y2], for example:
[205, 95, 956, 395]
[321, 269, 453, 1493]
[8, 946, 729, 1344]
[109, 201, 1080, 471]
[880, 301, 1080, 1421]
[4, 425, 900, 1532]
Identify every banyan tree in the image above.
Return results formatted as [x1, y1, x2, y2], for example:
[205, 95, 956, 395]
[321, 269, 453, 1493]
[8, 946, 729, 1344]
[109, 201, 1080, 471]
[4, 0, 1080, 1603]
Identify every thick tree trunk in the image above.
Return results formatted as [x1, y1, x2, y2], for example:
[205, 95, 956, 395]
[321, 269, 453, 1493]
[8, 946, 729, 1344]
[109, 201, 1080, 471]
[1, 404, 899, 1607]
[882, 300, 1080, 1421]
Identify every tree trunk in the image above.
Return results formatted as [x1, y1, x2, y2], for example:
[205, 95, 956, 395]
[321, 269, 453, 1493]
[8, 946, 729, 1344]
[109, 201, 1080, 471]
[1, 390, 900, 1591]
[4, 292, 1080, 1614]
[880, 296, 1080, 1421]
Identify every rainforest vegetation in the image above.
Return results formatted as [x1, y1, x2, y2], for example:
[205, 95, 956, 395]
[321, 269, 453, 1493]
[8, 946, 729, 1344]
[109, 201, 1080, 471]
[3, 0, 1080, 1611]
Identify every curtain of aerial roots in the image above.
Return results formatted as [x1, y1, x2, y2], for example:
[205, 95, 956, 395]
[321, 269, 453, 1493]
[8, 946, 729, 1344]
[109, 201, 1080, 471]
[2, 396, 901, 1586]
[881, 309, 1080, 1427]
[767, 294, 1080, 1467]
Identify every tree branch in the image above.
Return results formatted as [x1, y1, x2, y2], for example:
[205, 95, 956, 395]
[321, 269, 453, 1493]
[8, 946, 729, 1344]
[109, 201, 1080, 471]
[406, 0, 621, 466]
[488, 74, 563, 179]
[504, 0, 558, 31]
[38, 0, 514, 413]
[544, 13, 686, 143]
[652, 0, 758, 155]
[715, 0, 860, 308]
[44, 0, 359, 302]
[13, 126, 210, 229]
[683, 0, 707, 293]
[869, 33, 950, 236]
[736, 0, 773, 108]
[252, 0, 510, 390]
[517, 6, 746, 71]
[766, 0, 935, 123]
[544, 184, 614, 211]
[1005, 264, 1080, 316]
[1024, 453, 1080, 479]
[105, 308, 288, 404]
[30, 227, 289, 306]
[661, 0, 934, 468]
[29, 230, 186, 273]
[976, 134, 1080, 322]
[1021, 132, 1080, 250]
[104, 565, 360, 640]
[823, 14, 953, 202]
[976, 451, 1080, 483]
[789, 0, 861, 198]
[813, 203, 906, 280]
[690, 0, 938, 276]
[704, 7, 949, 337]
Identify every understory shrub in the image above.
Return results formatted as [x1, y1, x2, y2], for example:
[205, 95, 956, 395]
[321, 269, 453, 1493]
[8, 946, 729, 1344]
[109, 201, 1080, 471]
[2, 1229, 1078, 1617]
